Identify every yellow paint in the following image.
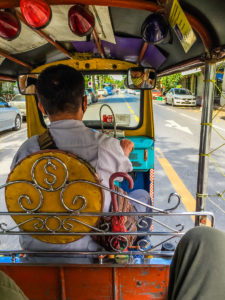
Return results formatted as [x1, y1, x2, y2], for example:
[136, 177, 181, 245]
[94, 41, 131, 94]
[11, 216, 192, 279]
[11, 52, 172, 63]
[169, 0, 196, 53]
[6, 151, 103, 244]
[156, 148, 211, 226]
[26, 58, 154, 139]
[125, 90, 154, 138]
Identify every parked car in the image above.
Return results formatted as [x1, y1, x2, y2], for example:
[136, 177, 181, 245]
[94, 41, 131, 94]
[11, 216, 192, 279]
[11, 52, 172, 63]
[152, 89, 162, 100]
[128, 89, 136, 94]
[8, 94, 26, 118]
[0, 98, 22, 132]
[84, 90, 92, 105]
[87, 88, 97, 103]
[97, 89, 108, 98]
[165, 88, 196, 106]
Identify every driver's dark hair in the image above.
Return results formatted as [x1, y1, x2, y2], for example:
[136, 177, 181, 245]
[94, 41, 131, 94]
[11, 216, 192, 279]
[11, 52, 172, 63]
[36, 64, 85, 115]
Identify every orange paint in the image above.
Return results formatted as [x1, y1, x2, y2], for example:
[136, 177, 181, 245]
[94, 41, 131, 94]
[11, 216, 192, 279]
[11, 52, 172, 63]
[1, 264, 169, 299]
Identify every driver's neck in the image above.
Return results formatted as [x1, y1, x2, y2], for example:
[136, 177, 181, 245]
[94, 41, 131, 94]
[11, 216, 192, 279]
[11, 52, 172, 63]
[48, 110, 83, 122]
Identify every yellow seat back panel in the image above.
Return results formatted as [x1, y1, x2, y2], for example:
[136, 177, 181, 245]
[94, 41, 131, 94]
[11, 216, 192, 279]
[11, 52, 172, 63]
[5, 150, 104, 244]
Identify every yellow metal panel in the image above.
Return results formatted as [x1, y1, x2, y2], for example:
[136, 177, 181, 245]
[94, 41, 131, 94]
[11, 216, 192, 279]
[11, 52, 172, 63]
[5, 150, 103, 244]
[125, 90, 154, 138]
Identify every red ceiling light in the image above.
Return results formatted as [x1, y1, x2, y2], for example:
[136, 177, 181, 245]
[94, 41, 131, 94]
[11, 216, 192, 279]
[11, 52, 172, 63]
[68, 5, 95, 37]
[20, 0, 52, 29]
[0, 11, 21, 41]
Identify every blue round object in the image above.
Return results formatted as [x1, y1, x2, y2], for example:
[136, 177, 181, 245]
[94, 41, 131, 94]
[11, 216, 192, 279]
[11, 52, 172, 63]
[141, 13, 169, 44]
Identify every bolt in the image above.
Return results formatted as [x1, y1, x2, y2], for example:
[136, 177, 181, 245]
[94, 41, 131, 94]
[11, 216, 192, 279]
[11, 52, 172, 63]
[137, 281, 142, 287]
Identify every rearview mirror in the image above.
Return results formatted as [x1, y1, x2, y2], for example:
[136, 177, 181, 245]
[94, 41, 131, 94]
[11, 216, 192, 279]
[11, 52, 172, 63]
[17, 73, 39, 95]
[127, 67, 156, 90]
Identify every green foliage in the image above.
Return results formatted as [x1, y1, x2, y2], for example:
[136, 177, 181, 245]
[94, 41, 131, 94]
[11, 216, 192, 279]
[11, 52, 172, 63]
[84, 74, 126, 90]
[161, 73, 183, 92]
[0, 81, 17, 100]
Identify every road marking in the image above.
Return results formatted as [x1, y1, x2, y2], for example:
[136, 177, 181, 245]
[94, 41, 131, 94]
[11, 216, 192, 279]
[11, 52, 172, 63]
[125, 102, 139, 124]
[134, 115, 139, 122]
[207, 197, 225, 214]
[165, 120, 193, 135]
[155, 147, 211, 225]
[214, 125, 225, 133]
[179, 113, 198, 121]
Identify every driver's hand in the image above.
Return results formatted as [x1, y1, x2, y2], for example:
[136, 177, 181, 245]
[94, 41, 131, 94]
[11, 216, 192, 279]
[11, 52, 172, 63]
[120, 139, 134, 157]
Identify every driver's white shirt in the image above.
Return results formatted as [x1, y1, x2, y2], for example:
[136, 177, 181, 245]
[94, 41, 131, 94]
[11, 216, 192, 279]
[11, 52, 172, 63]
[10, 119, 132, 252]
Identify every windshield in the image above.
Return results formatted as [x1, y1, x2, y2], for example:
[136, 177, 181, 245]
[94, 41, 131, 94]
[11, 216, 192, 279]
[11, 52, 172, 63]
[82, 73, 141, 128]
[174, 89, 192, 95]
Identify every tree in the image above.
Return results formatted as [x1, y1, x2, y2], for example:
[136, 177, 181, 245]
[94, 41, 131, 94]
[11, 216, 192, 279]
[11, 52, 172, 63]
[161, 73, 183, 92]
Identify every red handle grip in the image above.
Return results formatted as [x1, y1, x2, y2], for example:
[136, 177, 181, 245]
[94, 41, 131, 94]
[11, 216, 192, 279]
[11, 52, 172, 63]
[109, 172, 134, 212]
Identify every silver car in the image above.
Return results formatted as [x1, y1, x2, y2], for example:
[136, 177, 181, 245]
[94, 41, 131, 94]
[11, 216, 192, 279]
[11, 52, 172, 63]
[165, 88, 196, 106]
[8, 94, 26, 118]
[0, 98, 22, 132]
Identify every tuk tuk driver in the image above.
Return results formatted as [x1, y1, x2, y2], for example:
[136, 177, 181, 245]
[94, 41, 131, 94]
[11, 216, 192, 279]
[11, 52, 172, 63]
[10, 64, 151, 253]
[129, 68, 153, 88]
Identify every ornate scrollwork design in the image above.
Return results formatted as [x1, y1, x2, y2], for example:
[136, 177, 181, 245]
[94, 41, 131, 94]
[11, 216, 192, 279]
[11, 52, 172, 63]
[43, 159, 57, 190]
[0, 222, 8, 232]
[136, 238, 151, 251]
[110, 235, 128, 252]
[44, 216, 62, 232]
[60, 183, 87, 212]
[165, 193, 181, 211]
[31, 156, 68, 191]
[18, 186, 44, 212]
[62, 217, 105, 232]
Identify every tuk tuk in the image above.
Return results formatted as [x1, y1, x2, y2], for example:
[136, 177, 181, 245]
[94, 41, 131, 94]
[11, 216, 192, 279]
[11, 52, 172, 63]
[0, 0, 224, 299]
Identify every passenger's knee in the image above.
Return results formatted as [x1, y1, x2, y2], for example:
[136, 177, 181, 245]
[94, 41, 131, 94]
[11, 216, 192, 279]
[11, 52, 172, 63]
[128, 189, 151, 212]
[180, 226, 224, 249]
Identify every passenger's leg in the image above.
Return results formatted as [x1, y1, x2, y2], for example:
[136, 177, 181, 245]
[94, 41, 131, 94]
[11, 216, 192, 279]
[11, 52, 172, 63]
[0, 271, 29, 300]
[128, 189, 152, 248]
[168, 226, 225, 300]
[128, 189, 152, 213]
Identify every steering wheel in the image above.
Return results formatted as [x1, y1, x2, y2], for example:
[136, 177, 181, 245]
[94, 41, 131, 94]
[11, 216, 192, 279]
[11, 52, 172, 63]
[99, 104, 117, 137]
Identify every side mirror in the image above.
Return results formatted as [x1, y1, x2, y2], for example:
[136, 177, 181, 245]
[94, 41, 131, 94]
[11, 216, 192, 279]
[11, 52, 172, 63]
[17, 74, 39, 95]
[126, 67, 156, 90]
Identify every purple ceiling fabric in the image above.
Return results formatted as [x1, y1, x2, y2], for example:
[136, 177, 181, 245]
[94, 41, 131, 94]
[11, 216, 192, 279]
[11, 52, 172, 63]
[142, 44, 166, 68]
[101, 37, 142, 63]
[72, 36, 166, 68]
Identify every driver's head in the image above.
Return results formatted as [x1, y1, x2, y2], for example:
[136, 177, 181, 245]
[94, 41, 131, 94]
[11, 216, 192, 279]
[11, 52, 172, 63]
[130, 70, 144, 87]
[130, 70, 143, 78]
[36, 64, 85, 115]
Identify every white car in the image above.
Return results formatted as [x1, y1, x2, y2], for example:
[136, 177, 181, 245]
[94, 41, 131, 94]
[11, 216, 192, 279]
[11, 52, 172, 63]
[0, 98, 22, 132]
[165, 88, 196, 106]
[8, 94, 26, 118]
[128, 89, 136, 94]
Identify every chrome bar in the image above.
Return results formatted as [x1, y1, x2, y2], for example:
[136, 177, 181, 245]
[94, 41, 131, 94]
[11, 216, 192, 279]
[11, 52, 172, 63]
[0, 250, 175, 257]
[196, 62, 216, 225]
[0, 231, 184, 236]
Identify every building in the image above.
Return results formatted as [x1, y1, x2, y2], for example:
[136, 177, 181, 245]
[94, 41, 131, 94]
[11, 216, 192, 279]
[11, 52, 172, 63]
[181, 64, 224, 106]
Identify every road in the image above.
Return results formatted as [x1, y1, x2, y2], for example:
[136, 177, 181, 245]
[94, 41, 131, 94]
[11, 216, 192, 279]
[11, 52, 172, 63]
[0, 94, 224, 250]
[153, 101, 225, 234]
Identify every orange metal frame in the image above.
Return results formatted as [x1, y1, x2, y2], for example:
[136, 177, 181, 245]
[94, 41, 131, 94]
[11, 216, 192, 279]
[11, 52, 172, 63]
[1, 264, 170, 300]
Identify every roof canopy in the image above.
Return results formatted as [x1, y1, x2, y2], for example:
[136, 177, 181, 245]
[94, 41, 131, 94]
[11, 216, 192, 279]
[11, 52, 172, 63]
[0, 0, 224, 79]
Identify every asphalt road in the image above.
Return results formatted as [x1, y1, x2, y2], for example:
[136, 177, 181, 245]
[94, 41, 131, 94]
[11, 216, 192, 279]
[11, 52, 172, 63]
[153, 100, 225, 234]
[0, 95, 224, 250]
